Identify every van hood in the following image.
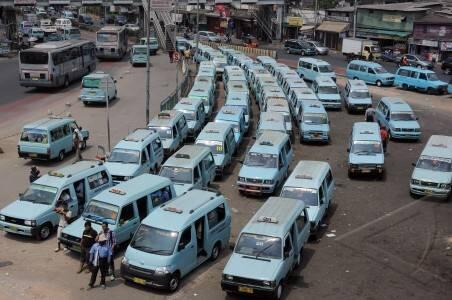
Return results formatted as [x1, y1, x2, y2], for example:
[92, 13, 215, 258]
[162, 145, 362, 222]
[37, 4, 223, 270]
[301, 123, 329, 133]
[412, 168, 452, 184]
[223, 253, 280, 281]
[348, 97, 372, 105]
[318, 94, 341, 101]
[62, 215, 117, 238]
[105, 162, 140, 177]
[390, 120, 420, 130]
[125, 246, 174, 269]
[239, 165, 278, 181]
[173, 183, 193, 196]
[1, 199, 51, 220]
[349, 153, 384, 165]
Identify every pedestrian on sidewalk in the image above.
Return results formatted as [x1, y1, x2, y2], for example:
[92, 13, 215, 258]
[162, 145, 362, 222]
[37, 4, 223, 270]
[87, 235, 111, 290]
[380, 125, 389, 152]
[99, 222, 116, 281]
[78, 221, 97, 274]
[54, 202, 71, 252]
[73, 127, 83, 161]
[29, 166, 40, 183]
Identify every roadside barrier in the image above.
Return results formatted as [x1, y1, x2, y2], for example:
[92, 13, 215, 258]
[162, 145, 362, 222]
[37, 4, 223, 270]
[201, 41, 277, 59]
[160, 60, 194, 111]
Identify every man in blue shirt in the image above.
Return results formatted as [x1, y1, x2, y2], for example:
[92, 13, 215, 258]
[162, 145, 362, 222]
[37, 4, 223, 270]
[88, 235, 111, 289]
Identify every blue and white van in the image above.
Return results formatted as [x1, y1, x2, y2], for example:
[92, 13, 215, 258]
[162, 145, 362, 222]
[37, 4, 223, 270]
[61, 27, 81, 40]
[259, 86, 286, 112]
[410, 135, 452, 199]
[121, 189, 231, 292]
[281, 77, 308, 96]
[265, 98, 293, 137]
[348, 122, 385, 178]
[148, 110, 188, 157]
[276, 68, 299, 87]
[79, 71, 117, 105]
[174, 98, 206, 139]
[375, 97, 421, 140]
[223, 66, 245, 84]
[225, 81, 249, 104]
[298, 100, 330, 143]
[221, 196, 310, 300]
[105, 129, 164, 183]
[59, 174, 176, 251]
[346, 60, 394, 86]
[214, 106, 246, 145]
[394, 66, 448, 94]
[297, 57, 336, 82]
[196, 122, 237, 176]
[281, 160, 334, 233]
[288, 87, 318, 120]
[257, 111, 287, 137]
[159, 145, 216, 195]
[0, 160, 112, 240]
[343, 79, 372, 112]
[225, 93, 250, 132]
[237, 131, 293, 195]
[139, 37, 159, 55]
[188, 82, 215, 118]
[311, 76, 341, 110]
[18, 117, 89, 161]
[256, 56, 277, 70]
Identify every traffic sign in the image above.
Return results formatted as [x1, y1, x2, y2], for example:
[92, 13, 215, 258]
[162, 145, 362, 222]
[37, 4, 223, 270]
[174, 52, 180, 62]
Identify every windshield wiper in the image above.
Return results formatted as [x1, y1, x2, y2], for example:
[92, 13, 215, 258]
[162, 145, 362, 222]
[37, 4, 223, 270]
[255, 243, 275, 260]
[353, 151, 370, 155]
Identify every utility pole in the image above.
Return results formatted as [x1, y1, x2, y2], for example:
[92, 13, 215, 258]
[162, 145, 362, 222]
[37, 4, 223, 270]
[175, 0, 180, 100]
[195, 0, 200, 51]
[314, 0, 318, 38]
[146, 0, 151, 124]
[353, 0, 357, 38]
[105, 77, 111, 152]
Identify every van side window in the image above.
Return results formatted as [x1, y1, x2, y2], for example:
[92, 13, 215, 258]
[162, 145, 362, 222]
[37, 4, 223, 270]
[120, 203, 135, 223]
[410, 71, 419, 78]
[419, 73, 427, 80]
[359, 65, 367, 72]
[326, 170, 333, 187]
[151, 186, 172, 207]
[398, 69, 410, 76]
[63, 124, 71, 136]
[283, 235, 293, 254]
[207, 203, 226, 229]
[141, 150, 148, 164]
[203, 153, 215, 170]
[152, 138, 162, 152]
[136, 196, 148, 221]
[319, 185, 325, 201]
[88, 171, 109, 189]
[278, 153, 284, 169]
[179, 227, 192, 250]
[349, 63, 359, 71]
[313, 66, 319, 72]
[172, 126, 177, 137]
[296, 213, 306, 232]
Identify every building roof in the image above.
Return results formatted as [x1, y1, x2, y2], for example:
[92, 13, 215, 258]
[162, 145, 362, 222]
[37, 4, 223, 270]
[326, 6, 355, 13]
[316, 21, 350, 33]
[358, 2, 442, 12]
[414, 14, 452, 24]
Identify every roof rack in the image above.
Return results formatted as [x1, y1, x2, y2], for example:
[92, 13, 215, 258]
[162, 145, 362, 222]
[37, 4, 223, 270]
[257, 216, 278, 224]
[163, 206, 183, 214]
[158, 112, 171, 119]
[360, 130, 374, 134]
[205, 129, 220, 134]
[432, 143, 447, 148]
[259, 141, 273, 146]
[175, 153, 190, 159]
[295, 174, 313, 180]
[109, 188, 126, 195]
[48, 170, 65, 178]
[124, 128, 155, 142]
[72, 159, 104, 166]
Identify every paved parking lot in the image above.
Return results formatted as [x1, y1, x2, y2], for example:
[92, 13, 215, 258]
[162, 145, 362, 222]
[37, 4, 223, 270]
[0, 50, 451, 300]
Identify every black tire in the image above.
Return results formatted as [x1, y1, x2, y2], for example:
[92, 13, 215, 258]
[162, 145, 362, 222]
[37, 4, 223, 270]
[58, 150, 65, 161]
[83, 101, 88, 106]
[410, 191, 422, 199]
[168, 273, 180, 292]
[376, 80, 382, 87]
[348, 169, 353, 179]
[210, 242, 221, 261]
[273, 283, 283, 300]
[427, 87, 434, 95]
[402, 84, 408, 90]
[353, 77, 359, 80]
[286, 48, 290, 54]
[37, 223, 52, 240]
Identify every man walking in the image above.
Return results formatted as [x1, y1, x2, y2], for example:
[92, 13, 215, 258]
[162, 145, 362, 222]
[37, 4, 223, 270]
[78, 221, 97, 274]
[380, 125, 389, 152]
[73, 127, 83, 161]
[55, 202, 71, 252]
[100, 222, 116, 281]
[88, 235, 111, 290]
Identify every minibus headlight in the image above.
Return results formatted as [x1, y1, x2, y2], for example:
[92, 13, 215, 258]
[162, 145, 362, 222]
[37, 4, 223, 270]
[262, 280, 275, 287]
[411, 179, 420, 185]
[155, 266, 172, 274]
[121, 257, 129, 266]
[264, 179, 274, 185]
[0, 215, 5, 221]
[238, 177, 245, 182]
[123, 176, 132, 181]
[440, 183, 451, 190]
[24, 220, 36, 226]
[224, 274, 234, 281]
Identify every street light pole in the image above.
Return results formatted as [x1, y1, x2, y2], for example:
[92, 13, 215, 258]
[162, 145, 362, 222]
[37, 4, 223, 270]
[146, 0, 151, 124]
[353, 0, 357, 38]
[175, 0, 180, 100]
[195, 0, 200, 51]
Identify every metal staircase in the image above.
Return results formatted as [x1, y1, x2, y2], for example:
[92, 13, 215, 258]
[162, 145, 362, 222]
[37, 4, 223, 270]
[142, 0, 166, 50]
[251, 7, 276, 42]
[156, 11, 173, 27]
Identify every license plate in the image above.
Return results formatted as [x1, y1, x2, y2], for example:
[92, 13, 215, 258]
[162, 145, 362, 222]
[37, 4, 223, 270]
[70, 245, 81, 251]
[32, 77, 39, 81]
[361, 169, 371, 173]
[249, 186, 259, 190]
[9, 226, 17, 232]
[314, 134, 320, 137]
[133, 277, 146, 285]
[29, 153, 38, 158]
[239, 286, 253, 294]
[89, 91, 96, 95]
[357, 106, 363, 110]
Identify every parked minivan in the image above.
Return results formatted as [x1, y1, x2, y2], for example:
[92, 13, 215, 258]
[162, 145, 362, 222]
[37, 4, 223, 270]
[0, 160, 112, 240]
[105, 128, 164, 183]
[256, 56, 277, 70]
[281, 160, 334, 233]
[257, 111, 287, 137]
[348, 122, 384, 178]
[299, 100, 330, 143]
[225, 93, 250, 132]
[188, 82, 215, 118]
[221, 196, 310, 300]
[284, 39, 317, 56]
[121, 189, 231, 291]
[55, 18, 72, 30]
[311, 76, 341, 110]
[159, 145, 216, 195]
[139, 37, 159, 55]
[297, 57, 336, 82]
[410, 135, 452, 199]
[288, 87, 318, 119]
[394, 66, 448, 95]
[214, 106, 246, 145]
[238, 131, 293, 195]
[79, 71, 117, 105]
[196, 122, 237, 176]
[59, 174, 176, 251]
[174, 98, 206, 139]
[61, 27, 81, 40]
[343, 79, 372, 112]
[265, 98, 293, 137]
[346, 60, 394, 87]
[375, 97, 421, 140]
[18, 117, 89, 161]
[281, 77, 308, 96]
[148, 110, 188, 157]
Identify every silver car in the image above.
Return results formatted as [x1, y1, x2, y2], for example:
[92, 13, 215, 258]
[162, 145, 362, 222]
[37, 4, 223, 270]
[306, 40, 329, 55]
[199, 31, 222, 43]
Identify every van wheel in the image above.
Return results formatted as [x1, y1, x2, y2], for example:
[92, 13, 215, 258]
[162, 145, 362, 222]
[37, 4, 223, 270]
[426, 87, 434, 95]
[168, 273, 180, 292]
[273, 283, 283, 300]
[210, 242, 221, 261]
[58, 150, 65, 161]
[402, 84, 408, 90]
[63, 76, 69, 88]
[376, 80, 382, 87]
[353, 77, 358, 80]
[37, 223, 52, 240]
[83, 101, 89, 106]
[388, 130, 393, 141]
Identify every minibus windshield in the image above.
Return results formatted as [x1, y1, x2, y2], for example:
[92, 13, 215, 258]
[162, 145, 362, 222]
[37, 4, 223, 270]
[244, 152, 277, 168]
[97, 32, 117, 42]
[318, 86, 338, 94]
[108, 148, 140, 164]
[160, 166, 192, 184]
[350, 91, 370, 98]
[416, 156, 451, 172]
[281, 187, 319, 206]
[303, 113, 327, 125]
[352, 141, 382, 154]
[20, 184, 57, 205]
[82, 78, 101, 88]
[83, 200, 119, 224]
[131, 224, 178, 256]
[235, 233, 281, 259]
[149, 126, 172, 139]
[390, 112, 416, 121]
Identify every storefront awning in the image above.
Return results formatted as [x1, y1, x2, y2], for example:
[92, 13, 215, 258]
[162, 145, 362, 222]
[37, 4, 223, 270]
[299, 25, 315, 32]
[316, 21, 349, 33]
[357, 28, 410, 40]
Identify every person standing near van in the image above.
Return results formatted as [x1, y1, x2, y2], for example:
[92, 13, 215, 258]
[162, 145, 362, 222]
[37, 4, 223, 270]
[78, 221, 97, 274]
[88, 235, 111, 290]
[29, 166, 40, 183]
[380, 125, 389, 152]
[73, 127, 83, 161]
[55, 202, 72, 252]
[99, 222, 116, 281]
[365, 108, 376, 122]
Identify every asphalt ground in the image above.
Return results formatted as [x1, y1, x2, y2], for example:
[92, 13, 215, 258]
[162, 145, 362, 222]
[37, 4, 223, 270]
[0, 43, 451, 300]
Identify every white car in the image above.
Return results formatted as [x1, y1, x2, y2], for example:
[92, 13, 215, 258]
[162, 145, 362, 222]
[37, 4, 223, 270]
[198, 31, 221, 43]
[125, 23, 140, 33]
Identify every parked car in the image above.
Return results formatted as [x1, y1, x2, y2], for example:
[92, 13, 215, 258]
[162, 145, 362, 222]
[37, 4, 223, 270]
[284, 39, 317, 56]
[306, 40, 329, 55]
[394, 67, 448, 95]
[198, 31, 221, 43]
[380, 48, 400, 62]
[395, 54, 433, 69]
[125, 23, 140, 33]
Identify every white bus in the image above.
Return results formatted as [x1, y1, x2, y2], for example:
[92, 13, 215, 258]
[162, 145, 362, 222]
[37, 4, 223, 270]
[96, 26, 128, 60]
[19, 40, 96, 88]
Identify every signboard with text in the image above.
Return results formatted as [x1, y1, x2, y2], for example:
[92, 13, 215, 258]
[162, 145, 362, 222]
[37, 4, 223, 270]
[14, 0, 36, 5]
